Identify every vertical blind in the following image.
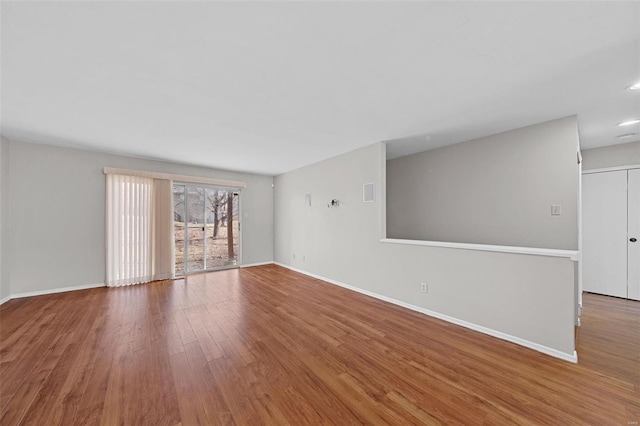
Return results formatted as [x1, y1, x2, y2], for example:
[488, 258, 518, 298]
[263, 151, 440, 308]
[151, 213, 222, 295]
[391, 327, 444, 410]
[106, 174, 173, 287]
[152, 179, 174, 281]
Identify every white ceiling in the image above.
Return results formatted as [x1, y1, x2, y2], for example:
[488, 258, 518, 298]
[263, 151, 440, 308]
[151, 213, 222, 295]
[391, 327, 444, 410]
[1, 1, 639, 173]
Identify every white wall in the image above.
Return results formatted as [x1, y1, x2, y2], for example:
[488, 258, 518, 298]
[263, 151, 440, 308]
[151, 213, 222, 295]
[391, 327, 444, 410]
[387, 117, 580, 250]
[4, 139, 274, 296]
[0, 137, 9, 302]
[581, 140, 640, 170]
[275, 143, 576, 358]
[0, 138, 3, 301]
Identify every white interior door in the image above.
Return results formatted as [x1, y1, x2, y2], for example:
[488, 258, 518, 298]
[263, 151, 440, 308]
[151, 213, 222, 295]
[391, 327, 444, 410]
[628, 169, 640, 300]
[582, 170, 628, 298]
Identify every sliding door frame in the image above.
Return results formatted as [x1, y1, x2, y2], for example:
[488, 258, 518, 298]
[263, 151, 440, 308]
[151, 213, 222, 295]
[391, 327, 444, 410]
[174, 181, 242, 275]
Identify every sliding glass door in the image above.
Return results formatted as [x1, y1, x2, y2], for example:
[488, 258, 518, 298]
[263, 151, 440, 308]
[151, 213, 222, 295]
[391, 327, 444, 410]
[173, 183, 240, 275]
[186, 186, 206, 271]
[173, 185, 187, 275]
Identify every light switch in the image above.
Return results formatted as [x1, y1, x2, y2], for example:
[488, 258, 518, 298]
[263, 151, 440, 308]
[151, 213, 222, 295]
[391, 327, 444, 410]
[551, 205, 561, 216]
[244, 212, 249, 218]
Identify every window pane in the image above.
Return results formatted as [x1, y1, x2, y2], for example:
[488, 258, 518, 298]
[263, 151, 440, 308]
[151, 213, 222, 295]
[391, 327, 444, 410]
[173, 185, 186, 275]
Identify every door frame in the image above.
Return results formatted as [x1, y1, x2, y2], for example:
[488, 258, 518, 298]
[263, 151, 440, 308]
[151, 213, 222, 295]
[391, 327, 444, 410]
[582, 164, 640, 175]
[174, 181, 242, 275]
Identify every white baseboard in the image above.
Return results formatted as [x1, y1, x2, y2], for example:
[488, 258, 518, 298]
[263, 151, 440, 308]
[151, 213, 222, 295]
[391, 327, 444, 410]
[241, 261, 275, 268]
[8, 282, 106, 301]
[274, 262, 578, 364]
[0, 295, 11, 306]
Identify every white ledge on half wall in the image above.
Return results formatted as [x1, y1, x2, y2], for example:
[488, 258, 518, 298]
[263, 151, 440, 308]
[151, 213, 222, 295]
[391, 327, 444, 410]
[380, 238, 579, 261]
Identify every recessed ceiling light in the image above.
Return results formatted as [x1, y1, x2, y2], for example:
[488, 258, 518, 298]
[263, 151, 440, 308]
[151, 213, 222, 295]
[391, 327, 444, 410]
[617, 133, 637, 139]
[618, 119, 640, 126]
[627, 81, 640, 90]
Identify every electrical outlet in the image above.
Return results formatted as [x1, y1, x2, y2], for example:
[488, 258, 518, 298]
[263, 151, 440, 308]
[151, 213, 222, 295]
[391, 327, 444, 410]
[421, 283, 428, 293]
[302, 255, 306, 262]
[293, 254, 296, 260]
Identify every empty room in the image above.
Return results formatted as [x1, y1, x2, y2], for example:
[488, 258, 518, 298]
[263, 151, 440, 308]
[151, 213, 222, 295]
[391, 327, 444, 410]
[1, 1, 639, 425]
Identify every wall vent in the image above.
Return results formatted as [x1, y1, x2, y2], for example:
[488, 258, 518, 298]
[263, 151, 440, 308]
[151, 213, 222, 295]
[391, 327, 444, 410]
[363, 183, 375, 202]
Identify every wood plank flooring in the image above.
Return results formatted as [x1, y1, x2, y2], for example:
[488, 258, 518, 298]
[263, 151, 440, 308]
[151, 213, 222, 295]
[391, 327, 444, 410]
[1, 264, 638, 425]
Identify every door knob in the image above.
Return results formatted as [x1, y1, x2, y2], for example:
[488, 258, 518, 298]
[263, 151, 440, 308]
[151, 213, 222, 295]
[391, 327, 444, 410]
[631, 238, 638, 243]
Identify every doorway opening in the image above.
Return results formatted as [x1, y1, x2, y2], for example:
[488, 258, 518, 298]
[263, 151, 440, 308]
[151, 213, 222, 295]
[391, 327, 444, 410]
[173, 183, 240, 275]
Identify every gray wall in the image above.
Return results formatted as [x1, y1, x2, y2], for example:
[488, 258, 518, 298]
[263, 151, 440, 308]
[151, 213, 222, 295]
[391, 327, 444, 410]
[274, 142, 576, 357]
[0, 137, 9, 301]
[386, 117, 580, 250]
[581, 140, 640, 170]
[3, 139, 274, 295]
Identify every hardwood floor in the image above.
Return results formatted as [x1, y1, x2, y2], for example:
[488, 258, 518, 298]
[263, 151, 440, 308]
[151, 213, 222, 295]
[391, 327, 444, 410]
[1, 264, 638, 425]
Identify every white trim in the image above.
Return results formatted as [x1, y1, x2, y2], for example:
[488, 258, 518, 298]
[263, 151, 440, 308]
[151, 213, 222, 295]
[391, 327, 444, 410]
[274, 262, 578, 363]
[582, 164, 640, 174]
[241, 261, 274, 268]
[577, 155, 583, 315]
[103, 167, 246, 188]
[10, 283, 106, 300]
[380, 238, 580, 261]
[379, 142, 387, 239]
[0, 295, 11, 306]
